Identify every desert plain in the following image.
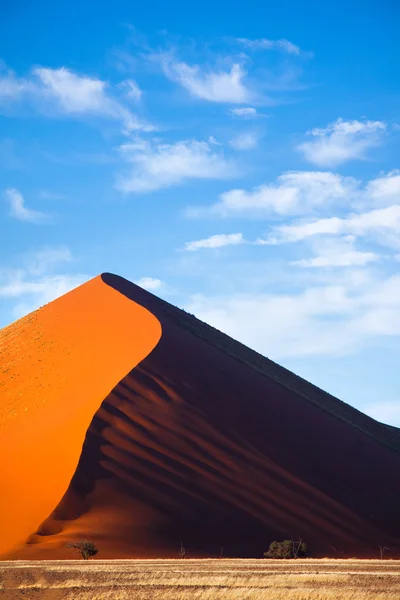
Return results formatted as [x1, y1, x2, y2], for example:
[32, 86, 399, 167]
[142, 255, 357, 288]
[1, 558, 400, 599]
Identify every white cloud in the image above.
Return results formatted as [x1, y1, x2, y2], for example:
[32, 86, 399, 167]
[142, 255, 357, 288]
[184, 233, 245, 251]
[193, 171, 357, 217]
[364, 401, 400, 426]
[5, 188, 51, 223]
[0, 64, 150, 132]
[0, 246, 87, 325]
[188, 169, 400, 221]
[116, 137, 236, 193]
[236, 38, 301, 55]
[157, 54, 251, 103]
[229, 131, 259, 151]
[298, 118, 386, 167]
[34, 67, 111, 113]
[8, 275, 87, 322]
[0, 65, 33, 100]
[34, 67, 148, 131]
[185, 288, 354, 358]
[230, 106, 257, 119]
[267, 204, 400, 245]
[135, 277, 164, 291]
[184, 272, 400, 359]
[27, 246, 72, 275]
[0, 273, 84, 301]
[291, 236, 380, 268]
[118, 79, 142, 100]
[208, 135, 221, 146]
[366, 170, 400, 204]
[230, 107, 259, 118]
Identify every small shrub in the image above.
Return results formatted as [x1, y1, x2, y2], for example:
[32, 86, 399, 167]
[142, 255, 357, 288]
[264, 539, 307, 559]
[178, 541, 186, 559]
[68, 540, 98, 560]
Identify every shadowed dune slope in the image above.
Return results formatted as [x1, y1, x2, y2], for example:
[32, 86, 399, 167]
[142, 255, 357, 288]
[0, 276, 161, 556]
[3, 272, 400, 559]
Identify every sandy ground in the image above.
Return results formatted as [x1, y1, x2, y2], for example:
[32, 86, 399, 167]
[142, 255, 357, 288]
[0, 276, 161, 556]
[1, 559, 400, 599]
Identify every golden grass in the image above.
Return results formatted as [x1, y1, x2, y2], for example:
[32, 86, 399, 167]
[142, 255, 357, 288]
[1, 558, 400, 599]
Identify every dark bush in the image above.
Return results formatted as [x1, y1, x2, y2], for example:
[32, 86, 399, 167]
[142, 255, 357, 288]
[68, 540, 98, 560]
[264, 539, 307, 559]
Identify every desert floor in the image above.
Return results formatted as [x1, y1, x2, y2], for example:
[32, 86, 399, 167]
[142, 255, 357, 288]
[0, 558, 399, 599]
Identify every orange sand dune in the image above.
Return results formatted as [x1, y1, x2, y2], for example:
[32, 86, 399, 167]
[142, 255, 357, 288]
[2, 273, 400, 559]
[0, 276, 161, 556]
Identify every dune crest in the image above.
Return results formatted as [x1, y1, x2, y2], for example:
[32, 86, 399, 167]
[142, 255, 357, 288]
[0, 275, 161, 556]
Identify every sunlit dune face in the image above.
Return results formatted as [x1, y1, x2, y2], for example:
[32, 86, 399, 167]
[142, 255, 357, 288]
[0, 275, 161, 556]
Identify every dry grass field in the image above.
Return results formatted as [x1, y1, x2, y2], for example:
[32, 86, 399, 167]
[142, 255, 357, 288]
[1, 559, 399, 599]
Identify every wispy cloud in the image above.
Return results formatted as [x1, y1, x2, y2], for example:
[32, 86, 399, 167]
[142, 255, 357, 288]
[366, 169, 400, 203]
[0, 273, 83, 301]
[0, 64, 150, 132]
[34, 67, 111, 113]
[116, 137, 236, 193]
[188, 171, 357, 217]
[0, 65, 33, 100]
[1, 274, 87, 323]
[236, 37, 302, 55]
[188, 169, 400, 220]
[118, 79, 142, 101]
[5, 188, 51, 223]
[156, 53, 252, 103]
[184, 271, 400, 359]
[230, 107, 263, 119]
[291, 236, 380, 268]
[266, 204, 400, 245]
[229, 131, 259, 150]
[34, 67, 149, 131]
[27, 246, 72, 275]
[134, 276, 164, 290]
[298, 118, 386, 167]
[184, 233, 245, 251]
[0, 246, 87, 324]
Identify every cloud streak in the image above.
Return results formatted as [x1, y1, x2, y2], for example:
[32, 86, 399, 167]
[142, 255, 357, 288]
[156, 53, 252, 103]
[188, 171, 357, 217]
[184, 272, 400, 359]
[0, 246, 87, 325]
[229, 131, 259, 151]
[298, 118, 386, 167]
[266, 204, 400, 245]
[184, 233, 245, 251]
[236, 37, 302, 55]
[188, 169, 400, 220]
[291, 236, 380, 268]
[0, 64, 151, 132]
[5, 188, 51, 223]
[116, 137, 236, 193]
[134, 277, 164, 291]
[230, 107, 261, 119]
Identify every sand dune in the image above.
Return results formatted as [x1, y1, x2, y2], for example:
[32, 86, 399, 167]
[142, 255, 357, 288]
[1, 273, 400, 559]
[0, 276, 161, 556]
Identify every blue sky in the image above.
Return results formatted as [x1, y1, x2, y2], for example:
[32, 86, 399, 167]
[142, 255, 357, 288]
[1, 0, 400, 425]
